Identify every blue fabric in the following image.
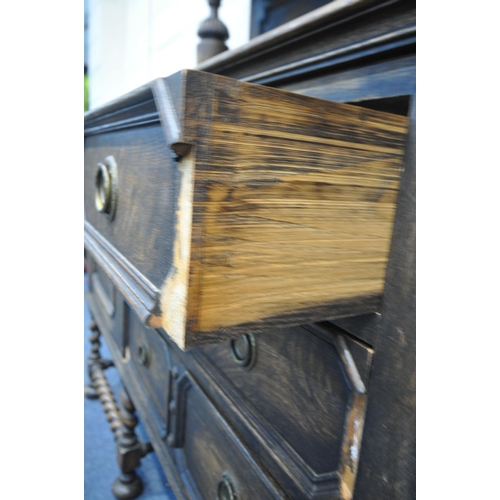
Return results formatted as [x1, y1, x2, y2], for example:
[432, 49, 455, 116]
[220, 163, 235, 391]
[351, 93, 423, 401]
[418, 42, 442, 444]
[84, 275, 177, 499]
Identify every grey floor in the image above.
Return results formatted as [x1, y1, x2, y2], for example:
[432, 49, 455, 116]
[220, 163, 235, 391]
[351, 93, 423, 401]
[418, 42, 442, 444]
[84, 274, 177, 500]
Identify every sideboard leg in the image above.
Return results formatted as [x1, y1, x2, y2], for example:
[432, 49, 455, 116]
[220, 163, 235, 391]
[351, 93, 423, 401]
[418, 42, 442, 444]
[119, 387, 139, 429]
[112, 471, 143, 500]
[112, 388, 153, 500]
[85, 319, 152, 499]
[85, 320, 114, 398]
[84, 321, 101, 399]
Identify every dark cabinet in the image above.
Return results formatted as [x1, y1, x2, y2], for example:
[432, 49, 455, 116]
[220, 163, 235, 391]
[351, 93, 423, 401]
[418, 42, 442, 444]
[85, 1, 415, 499]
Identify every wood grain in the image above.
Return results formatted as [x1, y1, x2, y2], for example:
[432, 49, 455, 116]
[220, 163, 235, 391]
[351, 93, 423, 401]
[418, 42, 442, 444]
[174, 71, 409, 345]
[85, 70, 408, 349]
[169, 369, 286, 499]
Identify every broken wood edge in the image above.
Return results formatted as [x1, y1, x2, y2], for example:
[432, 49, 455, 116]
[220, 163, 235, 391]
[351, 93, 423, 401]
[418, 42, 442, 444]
[338, 391, 368, 500]
[146, 150, 196, 350]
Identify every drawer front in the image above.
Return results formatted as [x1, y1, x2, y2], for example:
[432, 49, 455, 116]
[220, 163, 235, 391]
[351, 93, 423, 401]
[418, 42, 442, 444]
[86, 256, 119, 345]
[84, 124, 176, 291]
[91, 259, 115, 317]
[166, 364, 284, 500]
[126, 307, 171, 435]
[195, 325, 373, 499]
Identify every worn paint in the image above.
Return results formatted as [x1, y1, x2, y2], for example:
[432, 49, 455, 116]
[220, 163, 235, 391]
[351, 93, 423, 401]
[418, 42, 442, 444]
[152, 152, 195, 349]
[339, 392, 368, 499]
[187, 78, 407, 338]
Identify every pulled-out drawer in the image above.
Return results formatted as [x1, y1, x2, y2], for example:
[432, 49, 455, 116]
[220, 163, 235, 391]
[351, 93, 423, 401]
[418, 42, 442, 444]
[84, 69, 408, 349]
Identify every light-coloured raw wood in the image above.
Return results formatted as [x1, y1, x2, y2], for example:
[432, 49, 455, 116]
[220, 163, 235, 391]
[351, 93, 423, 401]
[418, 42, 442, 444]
[149, 152, 195, 349]
[148, 71, 409, 348]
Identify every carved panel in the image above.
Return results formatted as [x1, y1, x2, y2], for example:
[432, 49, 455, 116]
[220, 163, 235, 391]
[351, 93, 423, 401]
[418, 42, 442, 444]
[126, 310, 171, 437]
[167, 367, 285, 499]
[194, 323, 373, 499]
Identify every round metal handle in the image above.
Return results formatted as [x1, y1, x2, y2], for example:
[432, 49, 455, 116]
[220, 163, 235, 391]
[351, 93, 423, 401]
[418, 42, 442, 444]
[95, 163, 111, 213]
[94, 156, 118, 220]
[137, 342, 150, 366]
[230, 334, 256, 369]
[217, 473, 237, 500]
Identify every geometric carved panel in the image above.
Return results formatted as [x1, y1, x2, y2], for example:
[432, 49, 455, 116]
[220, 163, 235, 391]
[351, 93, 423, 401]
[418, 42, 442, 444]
[198, 322, 373, 499]
[167, 369, 286, 499]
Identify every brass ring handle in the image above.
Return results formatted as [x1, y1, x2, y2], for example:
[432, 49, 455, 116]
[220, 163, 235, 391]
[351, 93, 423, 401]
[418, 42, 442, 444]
[95, 163, 111, 213]
[94, 156, 118, 220]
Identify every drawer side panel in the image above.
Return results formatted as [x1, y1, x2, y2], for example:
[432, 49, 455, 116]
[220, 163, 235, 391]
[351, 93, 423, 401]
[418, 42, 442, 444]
[184, 73, 408, 336]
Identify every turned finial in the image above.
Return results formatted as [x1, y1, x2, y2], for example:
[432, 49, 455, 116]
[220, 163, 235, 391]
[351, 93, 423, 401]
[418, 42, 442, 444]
[197, 0, 229, 63]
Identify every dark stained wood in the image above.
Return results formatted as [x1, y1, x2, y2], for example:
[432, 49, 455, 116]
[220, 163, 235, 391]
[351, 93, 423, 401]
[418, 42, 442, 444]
[333, 97, 415, 499]
[84, 1, 415, 498]
[84, 321, 104, 400]
[84, 124, 177, 289]
[200, 327, 354, 474]
[280, 55, 416, 105]
[126, 311, 171, 437]
[166, 365, 286, 499]
[199, 1, 415, 86]
[84, 222, 161, 328]
[86, 258, 114, 338]
[84, 321, 153, 500]
[189, 323, 373, 499]
[200, 0, 400, 75]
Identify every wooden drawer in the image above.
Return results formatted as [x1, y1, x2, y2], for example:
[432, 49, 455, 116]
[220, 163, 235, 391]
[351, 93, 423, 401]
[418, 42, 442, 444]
[165, 363, 285, 500]
[84, 123, 177, 294]
[84, 69, 408, 349]
[126, 308, 171, 436]
[85, 256, 117, 343]
[195, 324, 373, 499]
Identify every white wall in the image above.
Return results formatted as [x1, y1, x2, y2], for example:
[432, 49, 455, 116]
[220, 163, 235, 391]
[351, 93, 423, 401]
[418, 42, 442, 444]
[88, 0, 251, 109]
